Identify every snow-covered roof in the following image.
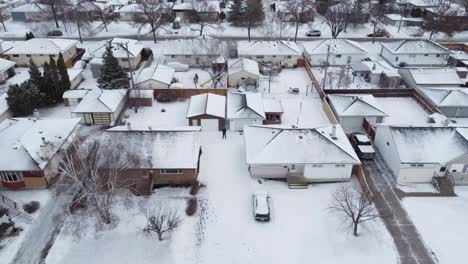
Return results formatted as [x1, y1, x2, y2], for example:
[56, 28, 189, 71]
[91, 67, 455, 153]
[227, 92, 265, 119]
[237, 41, 302, 56]
[136, 64, 175, 85]
[381, 40, 449, 54]
[407, 68, 463, 86]
[387, 126, 468, 164]
[418, 87, 468, 107]
[67, 68, 83, 81]
[193, 0, 221, 12]
[361, 60, 400, 77]
[427, 3, 466, 16]
[187, 93, 226, 118]
[263, 98, 283, 113]
[228, 57, 260, 77]
[96, 129, 201, 169]
[172, 2, 194, 10]
[0, 58, 15, 72]
[106, 0, 125, 6]
[84, 38, 144, 60]
[328, 94, 388, 117]
[11, 3, 47, 12]
[244, 125, 360, 165]
[63, 89, 90, 99]
[116, 3, 142, 13]
[162, 39, 224, 56]
[5, 38, 78, 55]
[398, 0, 438, 7]
[0, 117, 80, 171]
[384, 14, 424, 22]
[73, 89, 126, 113]
[303, 39, 367, 55]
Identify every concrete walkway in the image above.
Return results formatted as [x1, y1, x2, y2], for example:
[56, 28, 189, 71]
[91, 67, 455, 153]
[362, 155, 437, 264]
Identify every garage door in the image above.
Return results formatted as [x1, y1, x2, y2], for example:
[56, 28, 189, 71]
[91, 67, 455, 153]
[92, 113, 111, 125]
[341, 117, 365, 130]
[250, 165, 288, 178]
[398, 167, 435, 183]
[200, 119, 219, 131]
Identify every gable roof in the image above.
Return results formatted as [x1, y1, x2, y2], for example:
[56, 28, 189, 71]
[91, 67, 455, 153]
[5, 38, 78, 55]
[237, 41, 302, 56]
[227, 92, 266, 119]
[381, 40, 449, 54]
[136, 64, 175, 85]
[187, 93, 226, 118]
[418, 87, 468, 107]
[0, 58, 15, 72]
[162, 38, 224, 56]
[85, 38, 144, 59]
[0, 118, 80, 171]
[406, 68, 463, 86]
[228, 57, 260, 76]
[303, 39, 367, 55]
[11, 3, 47, 12]
[72, 89, 126, 113]
[244, 125, 360, 165]
[328, 94, 388, 117]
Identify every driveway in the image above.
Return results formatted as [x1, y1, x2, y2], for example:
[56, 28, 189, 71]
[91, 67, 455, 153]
[362, 155, 437, 264]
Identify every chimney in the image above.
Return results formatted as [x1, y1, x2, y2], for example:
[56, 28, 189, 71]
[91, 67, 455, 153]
[126, 121, 131, 130]
[33, 109, 40, 119]
[330, 125, 337, 139]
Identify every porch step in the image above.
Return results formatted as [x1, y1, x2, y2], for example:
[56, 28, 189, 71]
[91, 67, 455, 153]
[287, 176, 309, 189]
[435, 176, 455, 196]
[288, 183, 309, 189]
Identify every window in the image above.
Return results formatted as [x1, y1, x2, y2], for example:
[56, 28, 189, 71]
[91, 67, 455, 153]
[395, 57, 399, 61]
[26, 54, 31, 57]
[436, 54, 441, 57]
[171, 55, 176, 58]
[272, 55, 276, 58]
[257, 56, 264, 59]
[336, 54, 342, 58]
[160, 169, 183, 174]
[410, 164, 424, 167]
[185, 55, 191, 58]
[12, 54, 19, 57]
[440, 166, 446, 172]
[424, 54, 429, 56]
[347, 56, 351, 63]
[409, 54, 416, 58]
[121, 58, 128, 62]
[312, 164, 323, 168]
[40, 54, 44, 57]
[287, 55, 292, 58]
[0, 171, 24, 182]
[335, 164, 345, 168]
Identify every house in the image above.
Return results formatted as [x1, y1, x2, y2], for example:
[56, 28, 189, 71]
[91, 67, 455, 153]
[105, 0, 125, 11]
[5, 38, 79, 67]
[227, 57, 260, 87]
[244, 125, 360, 182]
[172, 0, 220, 20]
[72, 89, 127, 125]
[398, 68, 464, 88]
[186, 93, 226, 131]
[328, 94, 388, 130]
[10, 3, 49, 21]
[86, 38, 144, 77]
[426, 3, 468, 31]
[380, 40, 450, 67]
[303, 39, 367, 66]
[63, 89, 90, 108]
[417, 87, 468, 117]
[383, 14, 424, 27]
[350, 60, 402, 88]
[135, 64, 175, 89]
[237, 41, 302, 67]
[0, 117, 80, 189]
[72, 0, 103, 20]
[115, 3, 143, 21]
[162, 38, 226, 66]
[396, 0, 438, 13]
[0, 58, 15, 83]
[96, 126, 202, 193]
[374, 125, 468, 184]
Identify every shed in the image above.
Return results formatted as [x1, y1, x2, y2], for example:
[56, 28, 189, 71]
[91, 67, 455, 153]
[72, 89, 127, 125]
[187, 93, 226, 131]
[398, 68, 464, 88]
[226, 92, 265, 131]
[136, 64, 175, 89]
[63, 89, 90, 107]
[227, 58, 260, 87]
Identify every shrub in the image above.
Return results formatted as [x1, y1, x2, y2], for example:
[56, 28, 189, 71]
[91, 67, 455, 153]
[185, 198, 198, 216]
[23, 201, 40, 214]
[155, 90, 177, 102]
[190, 181, 201, 196]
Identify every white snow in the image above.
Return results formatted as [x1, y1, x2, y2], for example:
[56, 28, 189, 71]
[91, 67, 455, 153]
[380, 40, 449, 54]
[303, 39, 367, 55]
[328, 94, 388, 117]
[136, 64, 175, 85]
[228, 58, 260, 76]
[375, 97, 430, 125]
[0, 58, 15, 73]
[258, 68, 312, 94]
[238, 41, 302, 56]
[226, 92, 265, 119]
[406, 68, 464, 86]
[187, 93, 226, 118]
[124, 100, 189, 128]
[73, 89, 126, 113]
[5, 38, 78, 55]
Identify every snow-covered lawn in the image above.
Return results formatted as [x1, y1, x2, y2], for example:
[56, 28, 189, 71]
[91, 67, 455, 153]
[311, 67, 379, 90]
[0, 190, 51, 263]
[44, 131, 397, 264]
[375, 97, 430, 125]
[123, 99, 189, 128]
[403, 187, 468, 264]
[258, 68, 313, 95]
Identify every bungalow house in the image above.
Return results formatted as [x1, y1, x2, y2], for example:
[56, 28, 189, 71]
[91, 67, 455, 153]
[10, 3, 49, 22]
[0, 117, 80, 189]
[105, 0, 125, 11]
[86, 38, 144, 77]
[187, 93, 226, 131]
[227, 57, 260, 87]
[135, 64, 175, 89]
[426, 3, 468, 31]
[374, 125, 468, 184]
[398, 68, 464, 88]
[383, 14, 424, 27]
[72, 89, 127, 125]
[380, 40, 450, 67]
[237, 41, 302, 67]
[396, 0, 438, 13]
[0, 58, 15, 83]
[63, 89, 90, 108]
[328, 94, 388, 130]
[5, 38, 79, 67]
[115, 3, 143, 21]
[162, 38, 226, 66]
[72, 0, 103, 20]
[417, 87, 468, 117]
[350, 60, 402, 88]
[244, 125, 361, 183]
[96, 126, 202, 193]
[303, 39, 368, 66]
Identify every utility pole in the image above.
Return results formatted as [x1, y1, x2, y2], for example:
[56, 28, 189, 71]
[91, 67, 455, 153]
[117, 41, 135, 90]
[398, 7, 403, 33]
[322, 44, 330, 90]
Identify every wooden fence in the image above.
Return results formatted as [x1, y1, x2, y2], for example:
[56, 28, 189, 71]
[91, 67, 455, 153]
[352, 165, 374, 202]
[153, 88, 227, 99]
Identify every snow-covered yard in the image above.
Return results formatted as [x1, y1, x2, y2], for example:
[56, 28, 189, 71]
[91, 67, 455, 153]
[44, 131, 397, 264]
[123, 99, 189, 128]
[258, 68, 313, 95]
[375, 97, 430, 125]
[403, 187, 468, 264]
[311, 67, 380, 90]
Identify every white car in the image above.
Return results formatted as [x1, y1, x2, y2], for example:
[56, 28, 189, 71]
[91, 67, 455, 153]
[253, 191, 270, 222]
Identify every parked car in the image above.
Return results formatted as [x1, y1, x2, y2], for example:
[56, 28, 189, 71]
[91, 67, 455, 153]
[253, 191, 270, 222]
[47, 30, 63, 37]
[306, 30, 321, 37]
[367, 31, 388, 38]
[349, 133, 376, 159]
[289, 87, 300, 94]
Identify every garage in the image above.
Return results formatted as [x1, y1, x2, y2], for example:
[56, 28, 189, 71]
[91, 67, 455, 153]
[200, 119, 219, 131]
[398, 166, 436, 183]
[187, 93, 226, 131]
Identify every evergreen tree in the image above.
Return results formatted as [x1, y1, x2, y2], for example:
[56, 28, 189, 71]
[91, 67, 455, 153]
[7, 82, 41, 116]
[228, 0, 243, 25]
[42, 62, 54, 104]
[48, 56, 61, 102]
[27, 59, 46, 106]
[97, 44, 129, 89]
[57, 52, 71, 93]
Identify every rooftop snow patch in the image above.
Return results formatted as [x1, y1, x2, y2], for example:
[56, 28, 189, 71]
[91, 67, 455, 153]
[228, 58, 260, 76]
[244, 125, 360, 165]
[328, 94, 388, 117]
[418, 87, 468, 107]
[73, 89, 126, 113]
[227, 92, 265, 119]
[303, 39, 367, 55]
[0, 58, 15, 72]
[187, 93, 226, 119]
[5, 38, 78, 55]
[407, 68, 463, 86]
[381, 40, 449, 54]
[62, 89, 90, 99]
[237, 41, 302, 56]
[11, 3, 47, 12]
[136, 64, 175, 85]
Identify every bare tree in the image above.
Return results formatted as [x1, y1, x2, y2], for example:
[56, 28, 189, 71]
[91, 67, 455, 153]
[39, 0, 69, 28]
[195, 38, 229, 88]
[242, 0, 265, 41]
[0, 6, 7, 32]
[187, 0, 219, 36]
[323, 4, 348, 38]
[329, 184, 379, 236]
[64, 2, 92, 43]
[283, 0, 315, 42]
[133, 0, 171, 43]
[424, 0, 459, 39]
[460, 0, 468, 13]
[143, 207, 182, 241]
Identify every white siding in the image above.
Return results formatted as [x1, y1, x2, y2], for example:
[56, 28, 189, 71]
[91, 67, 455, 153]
[304, 164, 352, 182]
[249, 165, 289, 178]
[398, 164, 437, 183]
[381, 46, 448, 67]
[374, 126, 401, 179]
[229, 118, 262, 131]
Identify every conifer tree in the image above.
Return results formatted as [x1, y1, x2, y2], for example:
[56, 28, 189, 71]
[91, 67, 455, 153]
[7, 82, 41, 116]
[228, 0, 243, 25]
[49, 56, 61, 102]
[27, 59, 46, 106]
[97, 44, 129, 89]
[57, 52, 71, 93]
[42, 62, 54, 104]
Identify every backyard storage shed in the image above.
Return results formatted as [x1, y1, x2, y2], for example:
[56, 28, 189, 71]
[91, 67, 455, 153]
[72, 89, 127, 125]
[237, 41, 302, 67]
[417, 87, 468, 117]
[227, 58, 260, 87]
[187, 93, 226, 131]
[380, 40, 450, 67]
[303, 39, 368, 66]
[374, 126, 468, 184]
[244, 125, 360, 182]
[328, 94, 388, 130]
[135, 64, 175, 89]
[226, 92, 265, 131]
[0, 118, 80, 189]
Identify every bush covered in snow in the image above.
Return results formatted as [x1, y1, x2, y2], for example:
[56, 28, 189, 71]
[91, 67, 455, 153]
[186, 198, 198, 216]
[23, 201, 40, 214]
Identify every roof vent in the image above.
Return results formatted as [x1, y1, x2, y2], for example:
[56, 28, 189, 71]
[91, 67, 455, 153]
[330, 125, 338, 140]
